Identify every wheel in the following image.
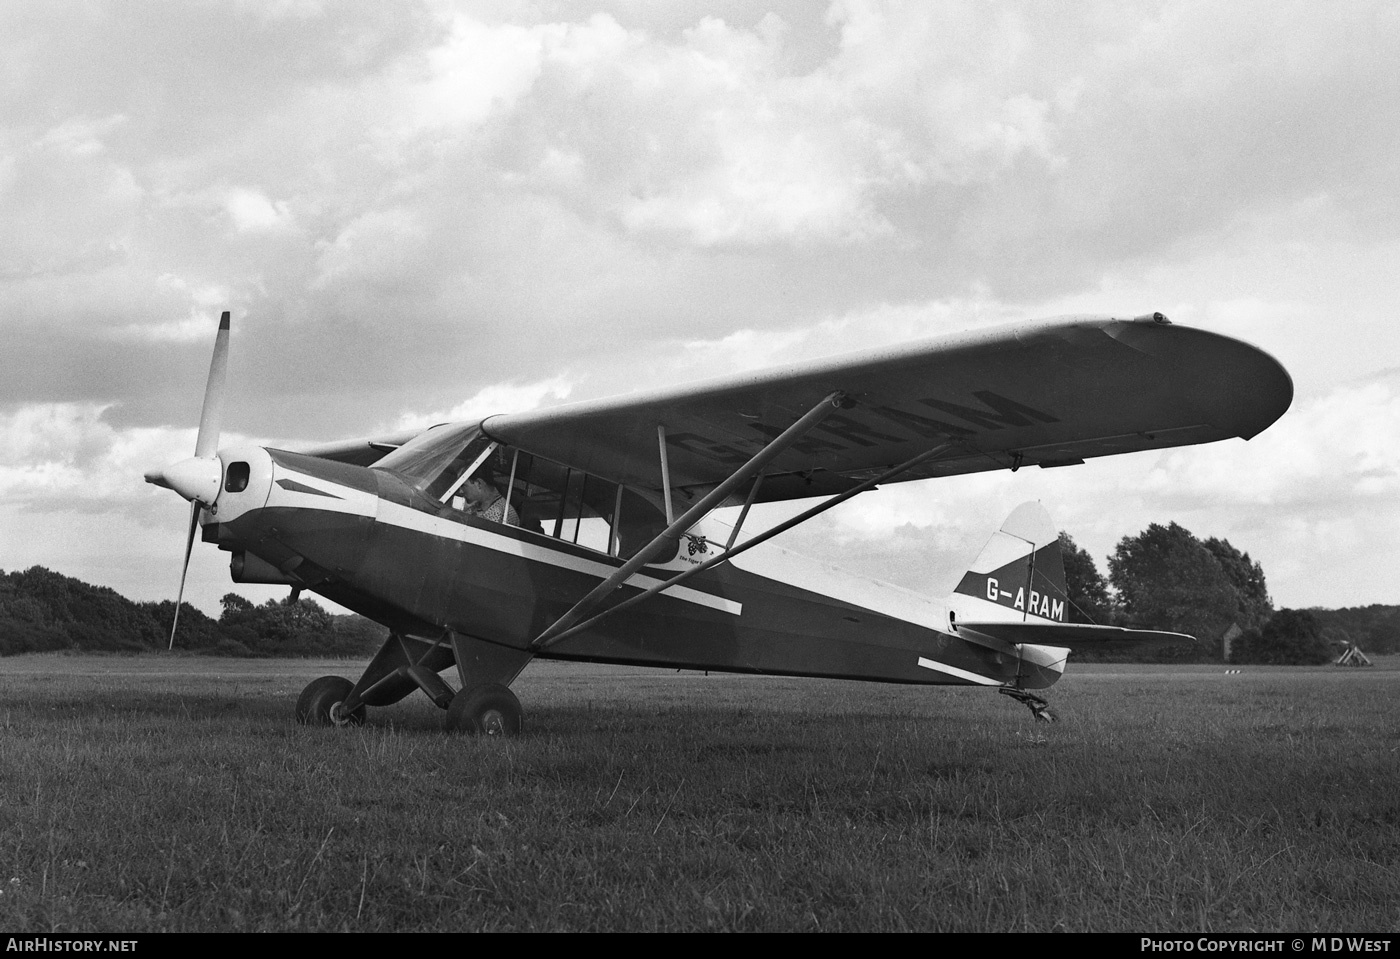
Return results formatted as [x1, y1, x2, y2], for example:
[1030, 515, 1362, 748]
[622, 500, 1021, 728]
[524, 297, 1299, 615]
[296, 675, 365, 727]
[446, 683, 522, 737]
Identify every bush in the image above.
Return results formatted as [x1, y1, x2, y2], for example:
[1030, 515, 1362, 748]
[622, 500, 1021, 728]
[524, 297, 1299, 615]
[1230, 609, 1333, 665]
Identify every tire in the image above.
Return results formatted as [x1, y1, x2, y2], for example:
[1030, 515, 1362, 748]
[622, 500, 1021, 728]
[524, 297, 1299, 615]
[446, 683, 522, 737]
[295, 675, 365, 727]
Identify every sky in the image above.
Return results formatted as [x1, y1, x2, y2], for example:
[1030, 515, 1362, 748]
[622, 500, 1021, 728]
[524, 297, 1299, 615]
[1, 0, 1397, 618]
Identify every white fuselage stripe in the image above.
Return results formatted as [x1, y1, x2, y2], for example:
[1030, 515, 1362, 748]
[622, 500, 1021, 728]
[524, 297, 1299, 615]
[375, 500, 743, 616]
[916, 656, 1001, 685]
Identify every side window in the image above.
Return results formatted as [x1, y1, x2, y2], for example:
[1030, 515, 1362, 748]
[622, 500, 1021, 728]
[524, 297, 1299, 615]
[554, 469, 613, 553]
[490, 449, 676, 562]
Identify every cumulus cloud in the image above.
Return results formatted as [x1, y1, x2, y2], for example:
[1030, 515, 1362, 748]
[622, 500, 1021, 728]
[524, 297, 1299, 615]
[405, 16, 558, 136]
[0, 402, 266, 518]
[1, 1, 1397, 610]
[782, 369, 1400, 608]
[396, 375, 575, 430]
[1140, 373, 1400, 517]
[0, 115, 141, 280]
[225, 188, 294, 233]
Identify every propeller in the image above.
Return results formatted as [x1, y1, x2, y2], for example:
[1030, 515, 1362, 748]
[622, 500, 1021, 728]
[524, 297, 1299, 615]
[144, 311, 230, 648]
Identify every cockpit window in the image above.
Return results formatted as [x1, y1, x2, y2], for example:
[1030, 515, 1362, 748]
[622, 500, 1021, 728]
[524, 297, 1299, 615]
[379, 431, 678, 564]
[371, 423, 492, 496]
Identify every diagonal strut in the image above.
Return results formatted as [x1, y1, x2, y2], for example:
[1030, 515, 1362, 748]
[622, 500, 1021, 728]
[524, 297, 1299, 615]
[530, 391, 849, 650]
[535, 442, 954, 649]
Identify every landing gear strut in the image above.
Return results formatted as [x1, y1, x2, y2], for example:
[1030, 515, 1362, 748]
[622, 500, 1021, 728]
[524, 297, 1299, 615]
[999, 686, 1056, 723]
[292, 631, 531, 735]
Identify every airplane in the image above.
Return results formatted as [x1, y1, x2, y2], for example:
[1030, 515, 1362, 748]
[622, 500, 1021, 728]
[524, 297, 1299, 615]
[145, 311, 1292, 733]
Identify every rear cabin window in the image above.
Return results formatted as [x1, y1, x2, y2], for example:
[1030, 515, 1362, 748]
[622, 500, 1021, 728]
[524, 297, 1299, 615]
[463, 447, 675, 562]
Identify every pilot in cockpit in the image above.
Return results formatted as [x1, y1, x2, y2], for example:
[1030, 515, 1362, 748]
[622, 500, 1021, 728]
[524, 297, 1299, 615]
[460, 475, 520, 526]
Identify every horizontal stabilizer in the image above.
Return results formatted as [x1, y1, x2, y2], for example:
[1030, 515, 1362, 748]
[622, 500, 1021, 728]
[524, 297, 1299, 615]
[959, 620, 1194, 654]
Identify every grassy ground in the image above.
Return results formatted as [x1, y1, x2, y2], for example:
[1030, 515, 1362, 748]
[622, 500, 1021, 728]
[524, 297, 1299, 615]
[1, 655, 1397, 932]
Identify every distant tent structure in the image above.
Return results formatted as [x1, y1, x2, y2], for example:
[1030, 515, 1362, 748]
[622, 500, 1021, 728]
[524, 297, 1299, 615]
[1335, 643, 1373, 667]
[1324, 627, 1373, 667]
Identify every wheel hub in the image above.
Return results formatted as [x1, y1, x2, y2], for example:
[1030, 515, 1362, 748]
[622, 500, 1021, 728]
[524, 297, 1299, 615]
[480, 709, 506, 736]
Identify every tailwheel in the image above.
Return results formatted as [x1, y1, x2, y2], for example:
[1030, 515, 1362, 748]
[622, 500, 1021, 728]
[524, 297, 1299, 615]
[296, 675, 366, 727]
[446, 683, 522, 737]
[999, 686, 1056, 724]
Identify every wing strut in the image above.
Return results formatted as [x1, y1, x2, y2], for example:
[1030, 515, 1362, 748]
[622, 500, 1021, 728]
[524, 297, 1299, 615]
[658, 425, 675, 525]
[725, 473, 763, 550]
[536, 441, 954, 650]
[530, 391, 849, 650]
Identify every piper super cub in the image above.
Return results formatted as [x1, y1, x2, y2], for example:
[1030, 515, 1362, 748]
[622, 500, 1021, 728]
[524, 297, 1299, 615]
[145, 312, 1292, 733]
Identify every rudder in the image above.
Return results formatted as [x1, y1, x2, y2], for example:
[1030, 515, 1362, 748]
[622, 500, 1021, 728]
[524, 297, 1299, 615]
[951, 502, 1068, 623]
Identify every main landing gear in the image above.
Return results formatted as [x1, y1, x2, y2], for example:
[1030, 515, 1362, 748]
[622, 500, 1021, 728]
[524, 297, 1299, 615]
[999, 686, 1056, 723]
[295, 674, 522, 735]
[445, 683, 522, 736]
[296, 675, 366, 727]
[293, 630, 532, 736]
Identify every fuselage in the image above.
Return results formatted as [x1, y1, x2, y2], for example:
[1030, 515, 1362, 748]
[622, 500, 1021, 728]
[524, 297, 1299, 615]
[204, 442, 1066, 691]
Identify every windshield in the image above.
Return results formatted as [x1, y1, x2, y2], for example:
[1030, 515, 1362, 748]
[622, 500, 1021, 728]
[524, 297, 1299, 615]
[371, 422, 490, 496]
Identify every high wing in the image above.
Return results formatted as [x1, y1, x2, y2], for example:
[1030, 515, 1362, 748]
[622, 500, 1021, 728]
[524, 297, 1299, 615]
[295, 314, 1292, 502]
[475, 314, 1291, 502]
[297, 429, 419, 467]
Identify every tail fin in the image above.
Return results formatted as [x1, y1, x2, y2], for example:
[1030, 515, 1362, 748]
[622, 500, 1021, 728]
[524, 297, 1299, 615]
[952, 502, 1068, 623]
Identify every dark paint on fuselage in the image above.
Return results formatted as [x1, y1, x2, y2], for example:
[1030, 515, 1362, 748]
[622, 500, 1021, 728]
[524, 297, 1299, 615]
[211, 453, 1023, 689]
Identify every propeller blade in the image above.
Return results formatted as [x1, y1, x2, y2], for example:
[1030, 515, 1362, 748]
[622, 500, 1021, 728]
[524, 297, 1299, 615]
[194, 311, 230, 459]
[169, 501, 201, 650]
[153, 310, 229, 650]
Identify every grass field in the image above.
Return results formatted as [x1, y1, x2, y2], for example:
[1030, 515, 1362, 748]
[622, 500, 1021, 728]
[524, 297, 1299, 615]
[1, 654, 1397, 932]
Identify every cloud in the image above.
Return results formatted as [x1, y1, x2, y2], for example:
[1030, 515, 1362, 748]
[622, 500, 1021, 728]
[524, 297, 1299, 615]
[0, 402, 265, 516]
[312, 206, 426, 293]
[225, 188, 294, 233]
[1142, 373, 1400, 512]
[666, 294, 1022, 385]
[1, 1, 1398, 613]
[779, 369, 1400, 608]
[0, 115, 141, 280]
[396, 375, 575, 430]
[405, 16, 559, 136]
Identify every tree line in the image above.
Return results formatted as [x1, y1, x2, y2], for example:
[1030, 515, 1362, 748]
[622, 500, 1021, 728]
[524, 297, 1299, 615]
[1060, 522, 1395, 664]
[0, 566, 383, 657]
[3, 533, 1395, 662]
